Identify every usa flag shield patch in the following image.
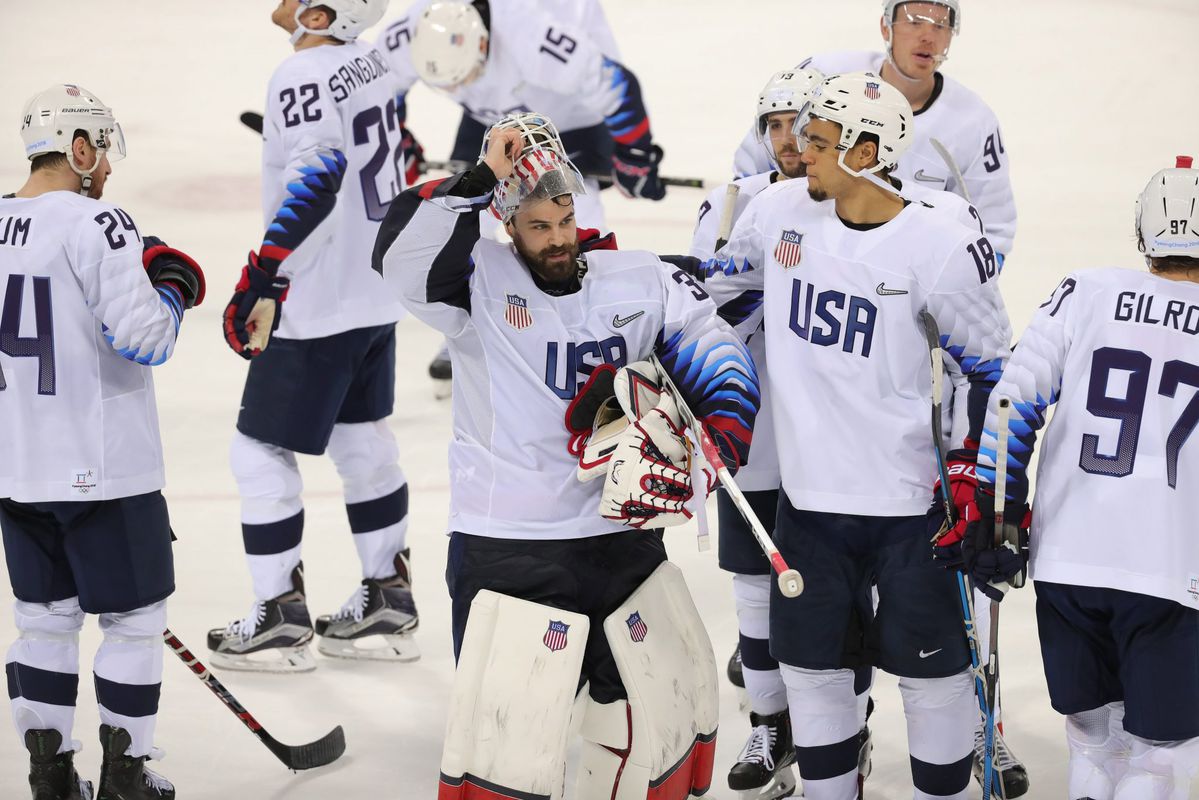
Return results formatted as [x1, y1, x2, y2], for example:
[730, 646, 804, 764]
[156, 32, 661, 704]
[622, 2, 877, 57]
[505, 293, 533, 330]
[865, 81, 881, 100]
[773, 229, 803, 268]
[543, 620, 569, 652]
[626, 611, 648, 643]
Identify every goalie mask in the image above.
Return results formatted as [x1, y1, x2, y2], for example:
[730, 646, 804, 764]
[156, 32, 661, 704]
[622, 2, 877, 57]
[481, 113, 586, 222]
[21, 84, 126, 196]
[1136, 155, 1199, 262]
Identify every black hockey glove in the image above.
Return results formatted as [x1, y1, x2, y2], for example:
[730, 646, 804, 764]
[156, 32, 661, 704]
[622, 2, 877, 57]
[222, 251, 290, 360]
[142, 235, 206, 309]
[961, 490, 1030, 602]
[611, 143, 665, 200]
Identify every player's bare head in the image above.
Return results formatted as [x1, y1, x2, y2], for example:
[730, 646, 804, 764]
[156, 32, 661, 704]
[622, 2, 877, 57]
[1137, 156, 1199, 279]
[756, 69, 824, 180]
[507, 195, 580, 285]
[799, 73, 911, 199]
[21, 84, 123, 199]
[880, 0, 959, 81]
[412, 1, 490, 89]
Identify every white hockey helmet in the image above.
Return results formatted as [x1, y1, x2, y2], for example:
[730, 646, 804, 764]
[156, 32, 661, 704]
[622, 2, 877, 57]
[411, 1, 489, 89]
[21, 84, 125, 194]
[882, 0, 960, 70]
[755, 68, 825, 165]
[801, 71, 912, 176]
[481, 112, 585, 222]
[291, 0, 388, 44]
[1135, 155, 1199, 262]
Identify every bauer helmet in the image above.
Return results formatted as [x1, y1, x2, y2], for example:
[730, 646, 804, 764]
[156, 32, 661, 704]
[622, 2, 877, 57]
[800, 71, 912, 176]
[411, 1, 489, 89]
[1135, 156, 1199, 262]
[481, 112, 585, 222]
[755, 68, 825, 167]
[882, 0, 960, 70]
[21, 84, 125, 194]
[291, 0, 388, 44]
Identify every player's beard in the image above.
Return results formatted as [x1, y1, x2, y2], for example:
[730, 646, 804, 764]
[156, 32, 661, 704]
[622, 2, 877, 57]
[807, 180, 828, 202]
[775, 144, 806, 180]
[515, 236, 581, 285]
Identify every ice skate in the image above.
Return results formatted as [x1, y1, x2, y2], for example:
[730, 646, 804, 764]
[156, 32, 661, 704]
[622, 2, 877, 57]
[728, 710, 797, 799]
[25, 729, 93, 800]
[97, 725, 173, 800]
[206, 565, 316, 673]
[315, 549, 420, 661]
[727, 642, 746, 688]
[972, 726, 1030, 798]
[429, 341, 452, 399]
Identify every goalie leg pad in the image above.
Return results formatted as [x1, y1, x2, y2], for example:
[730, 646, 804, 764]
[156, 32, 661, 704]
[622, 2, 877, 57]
[575, 562, 718, 800]
[439, 591, 589, 800]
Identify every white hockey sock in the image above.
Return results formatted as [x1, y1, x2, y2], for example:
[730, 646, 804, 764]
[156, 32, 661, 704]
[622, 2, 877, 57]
[95, 601, 166, 758]
[782, 665, 862, 799]
[328, 422, 409, 580]
[733, 573, 786, 715]
[6, 599, 83, 753]
[899, 671, 975, 800]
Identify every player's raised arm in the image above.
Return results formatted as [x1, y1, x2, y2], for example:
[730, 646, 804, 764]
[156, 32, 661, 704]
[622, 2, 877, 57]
[373, 126, 521, 334]
[653, 263, 760, 471]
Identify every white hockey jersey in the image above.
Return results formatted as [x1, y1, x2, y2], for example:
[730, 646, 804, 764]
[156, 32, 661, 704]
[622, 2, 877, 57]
[708, 178, 1012, 516]
[261, 40, 405, 339]
[0, 192, 180, 502]
[978, 268, 1199, 608]
[733, 51, 1017, 255]
[380, 0, 629, 132]
[375, 172, 759, 540]
[688, 173, 983, 491]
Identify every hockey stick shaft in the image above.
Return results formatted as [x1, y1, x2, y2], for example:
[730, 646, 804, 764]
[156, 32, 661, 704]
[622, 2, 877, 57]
[162, 629, 346, 771]
[649, 356, 803, 597]
[929, 137, 973, 205]
[237, 112, 708, 188]
[713, 183, 741, 251]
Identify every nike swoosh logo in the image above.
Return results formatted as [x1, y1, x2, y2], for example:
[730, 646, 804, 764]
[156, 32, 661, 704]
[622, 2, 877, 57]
[612, 311, 645, 328]
[919, 648, 943, 659]
[914, 169, 946, 184]
[876, 282, 908, 296]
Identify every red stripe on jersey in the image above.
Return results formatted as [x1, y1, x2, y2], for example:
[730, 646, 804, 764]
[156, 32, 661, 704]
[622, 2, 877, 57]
[613, 117, 651, 145]
[418, 178, 448, 199]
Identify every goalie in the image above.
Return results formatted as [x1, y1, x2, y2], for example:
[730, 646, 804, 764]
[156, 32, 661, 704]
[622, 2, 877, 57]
[373, 111, 760, 798]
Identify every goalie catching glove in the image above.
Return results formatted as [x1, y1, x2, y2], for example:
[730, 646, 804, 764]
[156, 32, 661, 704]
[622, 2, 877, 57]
[567, 361, 693, 529]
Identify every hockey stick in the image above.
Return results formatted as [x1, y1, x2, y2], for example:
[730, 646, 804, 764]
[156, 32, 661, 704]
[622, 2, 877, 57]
[648, 355, 803, 597]
[713, 183, 741, 251]
[163, 630, 346, 771]
[929, 138, 973, 205]
[237, 111, 708, 188]
[917, 311, 1004, 799]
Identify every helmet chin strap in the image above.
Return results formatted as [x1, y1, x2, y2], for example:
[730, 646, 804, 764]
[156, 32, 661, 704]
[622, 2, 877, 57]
[68, 150, 104, 197]
[835, 149, 902, 198]
[290, 4, 336, 44]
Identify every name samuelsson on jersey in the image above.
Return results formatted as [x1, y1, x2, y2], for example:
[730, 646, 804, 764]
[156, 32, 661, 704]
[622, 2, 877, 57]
[0, 215, 32, 248]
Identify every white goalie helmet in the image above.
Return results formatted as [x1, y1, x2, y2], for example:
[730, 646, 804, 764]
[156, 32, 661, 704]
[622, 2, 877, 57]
[480, 112, 585, 222]
[1135, 156, 1199, 261]
[21, 84, 125, 194]
[411, 1, 489, 89]
[292, 0, 388, 44]
[755, 68, 825, 165]
[800, 71, 912, 175]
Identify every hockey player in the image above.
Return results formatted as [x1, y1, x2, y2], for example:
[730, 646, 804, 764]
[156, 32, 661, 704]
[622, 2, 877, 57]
[208, 0, 421, 672]
[374, 112, 759, 799]
[703, 72, 1012, 799]
[1, 84, 205, 800]
[380, 0, 666, 390]
[732, 0, 1017, 260]
[946, 156, 1199, 800]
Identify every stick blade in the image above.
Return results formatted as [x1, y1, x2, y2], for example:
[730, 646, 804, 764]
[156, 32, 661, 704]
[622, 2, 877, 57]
[265, 725, 346, 771]
[240, 111, 264, 135]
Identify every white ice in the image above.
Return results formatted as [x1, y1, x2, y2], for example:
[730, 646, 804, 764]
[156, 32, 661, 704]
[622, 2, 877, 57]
[2, 1, 1198, 798]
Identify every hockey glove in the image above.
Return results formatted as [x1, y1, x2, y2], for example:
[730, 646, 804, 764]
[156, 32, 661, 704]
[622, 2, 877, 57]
[223, 251, 290, 360]
[929, 446, 980, 567]
[400, 125, 425, 188]
[566, 363, 618, 464]
[611, 143, 665, 201]
[142, 236, 205, 309]
[961, 492, 1031, 601]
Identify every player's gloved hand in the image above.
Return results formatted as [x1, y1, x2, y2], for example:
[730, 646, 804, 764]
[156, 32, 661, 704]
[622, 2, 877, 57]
[611, 143, 665, 201]
[566, 363, 618, 464]
[142, 235, 206, 309]
[961, 492, 1031, 601]
[399, 125, 425, 187]
[223, 251, 290, 360]
[928, 446, 980, 567]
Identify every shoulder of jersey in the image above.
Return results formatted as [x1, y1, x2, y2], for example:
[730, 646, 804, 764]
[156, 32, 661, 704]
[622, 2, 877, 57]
[583, 248, 663, 276]
[903, 199, 976, 241]
[733, 171, 776, 194]
[269, 44, 349, 84]
[747, 177, 815, 215]
[802, 50, 883, 74]
[935, 73, 1000, 122]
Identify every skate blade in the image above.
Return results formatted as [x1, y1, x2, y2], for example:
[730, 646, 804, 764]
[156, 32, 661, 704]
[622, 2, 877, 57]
[737, 767, 798, 800]
[317, 632, 421, 662]
[432, 378, 451, 400]
[208, 645, 316, 673]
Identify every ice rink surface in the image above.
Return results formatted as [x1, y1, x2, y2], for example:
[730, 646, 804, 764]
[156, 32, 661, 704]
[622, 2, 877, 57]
[2, 1, 1198, 797]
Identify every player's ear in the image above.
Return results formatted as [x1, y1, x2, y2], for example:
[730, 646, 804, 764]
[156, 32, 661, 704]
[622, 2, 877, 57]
[71, 132, 94, 171]
[879, 15, 891, 44]
[300, 4, 331, 31]
[853, 138, 878, 172]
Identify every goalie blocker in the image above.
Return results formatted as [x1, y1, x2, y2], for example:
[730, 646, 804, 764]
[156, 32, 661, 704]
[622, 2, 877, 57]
[439, 561, 717, 799]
